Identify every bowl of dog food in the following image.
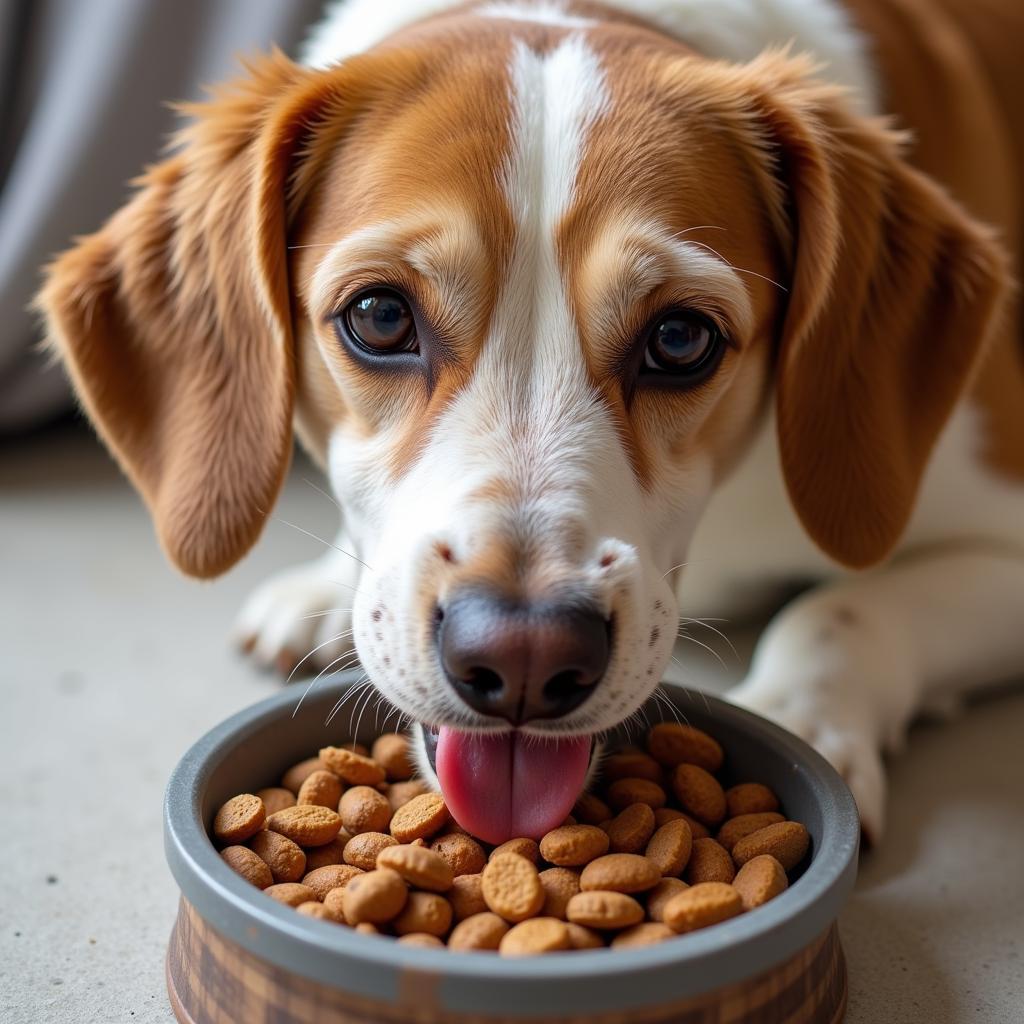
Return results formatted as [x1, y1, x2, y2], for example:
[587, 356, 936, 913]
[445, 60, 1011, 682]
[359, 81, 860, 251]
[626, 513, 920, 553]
[164, 670, 859, 1023]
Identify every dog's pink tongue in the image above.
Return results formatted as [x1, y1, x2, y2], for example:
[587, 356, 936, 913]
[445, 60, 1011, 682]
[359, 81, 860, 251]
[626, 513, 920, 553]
[435, 728, 591, 845]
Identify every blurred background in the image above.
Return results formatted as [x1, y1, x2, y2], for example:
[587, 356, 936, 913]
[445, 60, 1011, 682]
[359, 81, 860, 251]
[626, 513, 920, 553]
[1, 2, 1022, 1023]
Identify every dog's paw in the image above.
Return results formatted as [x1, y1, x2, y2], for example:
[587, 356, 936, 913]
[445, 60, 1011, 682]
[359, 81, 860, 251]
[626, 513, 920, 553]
[727, 676, 887, 845]
[234, 555, 358, 677]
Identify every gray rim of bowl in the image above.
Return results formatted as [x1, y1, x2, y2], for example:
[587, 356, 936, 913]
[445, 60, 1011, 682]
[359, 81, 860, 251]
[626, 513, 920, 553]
[165, 674, 859, 1007]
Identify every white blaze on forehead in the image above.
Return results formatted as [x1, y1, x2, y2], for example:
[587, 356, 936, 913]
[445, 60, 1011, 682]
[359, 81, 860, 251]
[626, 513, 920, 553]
[486, 34, 609, 386]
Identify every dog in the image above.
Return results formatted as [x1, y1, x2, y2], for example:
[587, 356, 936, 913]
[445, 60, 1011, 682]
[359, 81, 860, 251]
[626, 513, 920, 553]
[39, 0, 1024, 844]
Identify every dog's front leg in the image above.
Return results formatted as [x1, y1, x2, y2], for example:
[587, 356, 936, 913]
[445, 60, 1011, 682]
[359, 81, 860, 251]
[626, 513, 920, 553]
[727, 547, 1024, 842]
[234, 526, 363, 676]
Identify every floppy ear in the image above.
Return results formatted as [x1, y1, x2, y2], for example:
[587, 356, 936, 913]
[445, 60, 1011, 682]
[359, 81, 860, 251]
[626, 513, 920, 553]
[746, 55, 1011, 568]
[37, 53, 354, 577]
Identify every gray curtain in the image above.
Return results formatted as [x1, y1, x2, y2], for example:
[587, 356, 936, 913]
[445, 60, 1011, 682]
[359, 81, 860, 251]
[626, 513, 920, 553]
[0, 0, 324, 433]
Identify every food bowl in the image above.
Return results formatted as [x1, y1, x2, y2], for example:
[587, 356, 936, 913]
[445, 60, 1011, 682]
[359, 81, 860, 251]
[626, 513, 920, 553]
[164, 671, 859, 1023]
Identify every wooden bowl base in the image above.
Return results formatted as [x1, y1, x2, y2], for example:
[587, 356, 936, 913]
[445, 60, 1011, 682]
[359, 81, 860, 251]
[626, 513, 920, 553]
[167, 899, 847, 1024]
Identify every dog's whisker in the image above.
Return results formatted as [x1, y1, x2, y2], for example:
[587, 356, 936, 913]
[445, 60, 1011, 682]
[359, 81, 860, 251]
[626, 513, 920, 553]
[680, 616, 738, 659]
[296, 610, 356, 621]
[677, 631, 729, 672]
[325, 677, 371, 727]
[350, 678, 378, 739]
[285, 630, 358, 687]
[683, 239, 789, 292]
[267, 513, 373, 573]
[673, 224, 728, 237]
[291, 650, 362, 718]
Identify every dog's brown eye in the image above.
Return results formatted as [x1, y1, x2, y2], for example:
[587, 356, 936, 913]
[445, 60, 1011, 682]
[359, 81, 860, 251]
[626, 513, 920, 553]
[643, 311, 723, 378]
[343, 289, 417, 353]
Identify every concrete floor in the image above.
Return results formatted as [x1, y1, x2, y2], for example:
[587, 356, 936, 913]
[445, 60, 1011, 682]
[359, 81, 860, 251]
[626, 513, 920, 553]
[2, 422, 1022, 1023]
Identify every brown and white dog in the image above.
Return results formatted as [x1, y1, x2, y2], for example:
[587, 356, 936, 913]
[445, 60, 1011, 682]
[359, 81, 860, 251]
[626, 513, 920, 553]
[39, 0, 1024, 843]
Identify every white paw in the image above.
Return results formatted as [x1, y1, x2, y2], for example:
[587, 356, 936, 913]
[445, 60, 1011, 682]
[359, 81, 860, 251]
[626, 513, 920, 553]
[234, 553, 360, 677]
[728, 677, 887, 845]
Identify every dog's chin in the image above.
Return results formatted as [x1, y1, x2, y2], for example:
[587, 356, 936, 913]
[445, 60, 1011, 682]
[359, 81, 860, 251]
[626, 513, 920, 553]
[412, 721, 604, 845]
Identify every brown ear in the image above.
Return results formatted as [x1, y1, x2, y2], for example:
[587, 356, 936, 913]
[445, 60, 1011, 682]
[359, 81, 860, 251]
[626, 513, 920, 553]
[37, 53, 349, 577]
[746, 55, 1011, 567]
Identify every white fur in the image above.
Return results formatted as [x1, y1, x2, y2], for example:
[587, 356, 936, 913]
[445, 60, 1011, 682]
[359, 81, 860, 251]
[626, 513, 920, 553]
[235, 0, 1024, 843]
[302, 0, 878, 112]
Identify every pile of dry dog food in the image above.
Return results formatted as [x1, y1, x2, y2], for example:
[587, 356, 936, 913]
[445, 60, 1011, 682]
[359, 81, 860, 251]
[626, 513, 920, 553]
[212, 723, 809, 955]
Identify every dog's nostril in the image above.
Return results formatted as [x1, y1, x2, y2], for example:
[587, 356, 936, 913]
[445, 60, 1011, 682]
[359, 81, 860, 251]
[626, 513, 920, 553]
[466, 667, 504, 694]
[542, 670, 584, 704]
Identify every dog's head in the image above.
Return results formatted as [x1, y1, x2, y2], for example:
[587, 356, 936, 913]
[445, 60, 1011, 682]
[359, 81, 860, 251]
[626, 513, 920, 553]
[39, 9, 1007, 840]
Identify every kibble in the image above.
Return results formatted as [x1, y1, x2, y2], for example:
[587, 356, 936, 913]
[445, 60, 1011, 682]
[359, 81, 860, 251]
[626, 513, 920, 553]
[208, 717, 810, 952]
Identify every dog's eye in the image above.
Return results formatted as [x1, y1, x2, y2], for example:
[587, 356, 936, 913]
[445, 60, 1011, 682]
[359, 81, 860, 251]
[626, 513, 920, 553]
[342, 289, 417, 353]
[642, 310, 723, 380]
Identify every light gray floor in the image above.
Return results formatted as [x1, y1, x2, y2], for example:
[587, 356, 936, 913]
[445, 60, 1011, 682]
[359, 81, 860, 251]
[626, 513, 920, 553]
[2, 424, 1022, 1023]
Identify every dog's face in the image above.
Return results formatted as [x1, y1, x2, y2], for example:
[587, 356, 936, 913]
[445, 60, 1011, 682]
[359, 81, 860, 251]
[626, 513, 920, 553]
[40, 10, 1006, 840]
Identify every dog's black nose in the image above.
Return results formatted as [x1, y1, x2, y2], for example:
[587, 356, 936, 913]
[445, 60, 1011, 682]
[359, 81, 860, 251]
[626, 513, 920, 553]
[437, 589, 610, 725]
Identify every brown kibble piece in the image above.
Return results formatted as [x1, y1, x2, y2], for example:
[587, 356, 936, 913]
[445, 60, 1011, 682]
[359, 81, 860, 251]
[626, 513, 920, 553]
[646, 723, 724, 772]
[611, 922, 675, 948]
[296, 901, 338, 922]
[397, 933, 445, 948]
[301, 864, 363, 901]
[539, 825, 609, 867]
[256, 787, 296, 817]
[377, 844, 454, 892]
[489, 837, 539, 863]
[221, 846, 273, 889]
[303, 837, 348, 871]
[733, 855, 788, 910]
[716, 812, 786, 852]
[213, 794, 265, 844]
[579, 854, 661, 894]
[725, 783, 780, 818]
[319, 746, 387, 786]
[654, 808, 710, 840]
[387, 780, 432, 813]
[339, 786, 392, 835]
[265, 883, 316, 908]
[603, 751, 664, 783]
[565, 922, 604, 949]
[538, 868, 581, 919]
[606, 803, 656, 854]
[663, 882, 743, 933]
[499, 917, 571, 956]
[606, 778, 668, 812]
[645, 818, 693, 877]
[572, 792, 612, 825]
[371, 734, 413, 780]
[390, 793, 449, 842]
[482, 853, 545, 923]
[248, 830, 307, 883]
[566, 891, 644, 930]
[342, 868, 408, 924]
[685, 838, 736, 884]
[448, 874, 487, 921]
[322, 887, 349, 923]
[732, 822, 810, 871]
[394, 891, 453, 937]
[646, 877, 689, 922]
[281, 757, 329, 795]
[266, 805, 342, 847]
[430, 832, 487, 877]
[297, 770, 343, 810]
[448, 912, 509, 951]
[343, 832, 398, 871]
[671, 764, 727, 826]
